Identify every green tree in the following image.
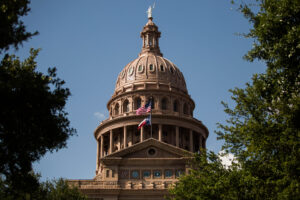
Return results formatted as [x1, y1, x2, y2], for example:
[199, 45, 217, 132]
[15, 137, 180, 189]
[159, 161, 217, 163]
[168, 151, 245, 200]
[0, 0, 79, 198]
[39, 179, 87, 200]
[169, 0, 300, 199]
[0, 176, 87, 200]
[0, 0, 38, 53]
[0, 49, 76, 198]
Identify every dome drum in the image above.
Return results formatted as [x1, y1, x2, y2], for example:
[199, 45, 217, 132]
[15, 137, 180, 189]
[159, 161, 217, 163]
[107, 91, 195, 119]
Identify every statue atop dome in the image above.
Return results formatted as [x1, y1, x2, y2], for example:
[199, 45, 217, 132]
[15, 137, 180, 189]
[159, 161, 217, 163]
[141, 4, 162, 57]
[147, 3, 155, 19]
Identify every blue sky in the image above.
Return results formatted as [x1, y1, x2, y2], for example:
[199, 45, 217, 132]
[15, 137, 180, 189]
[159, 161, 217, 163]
[12, 0, 265, 181]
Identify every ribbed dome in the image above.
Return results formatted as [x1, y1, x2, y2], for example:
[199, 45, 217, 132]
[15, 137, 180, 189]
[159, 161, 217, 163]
[114, 17, 187, 95]
[115, 54, 187, 94]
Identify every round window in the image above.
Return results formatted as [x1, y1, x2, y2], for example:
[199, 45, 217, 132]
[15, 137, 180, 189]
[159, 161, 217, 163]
[148, 148, 156, 156]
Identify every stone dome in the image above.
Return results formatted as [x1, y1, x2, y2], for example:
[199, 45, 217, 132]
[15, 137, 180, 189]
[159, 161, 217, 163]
[115, 54, 187, 94]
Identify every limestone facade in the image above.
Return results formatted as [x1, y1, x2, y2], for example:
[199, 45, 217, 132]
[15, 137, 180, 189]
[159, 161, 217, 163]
[69, 16, 209, 200]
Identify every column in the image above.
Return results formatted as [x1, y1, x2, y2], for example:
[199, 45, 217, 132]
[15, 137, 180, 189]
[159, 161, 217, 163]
[176, 126, 179, 147]
[128, 128, 133, 146]
[100, 134, 103, 158]
[199, 135, 203, 149]
[109, 130, 113, 154]
[152, 37, 155, 47]
[140, 126, 144, 142]
[124, 126, 127, 148]
[146, 34, 149, 46]
[189, 130, 193, 152]
[158, 124, 162, 141]
[96, 139, 100, 171]
[117, 132, 120, 150]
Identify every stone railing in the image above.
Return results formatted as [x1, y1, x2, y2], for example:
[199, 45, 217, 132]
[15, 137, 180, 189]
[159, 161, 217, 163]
[68, 180, 120, 189]
[68, 179, 177, 190]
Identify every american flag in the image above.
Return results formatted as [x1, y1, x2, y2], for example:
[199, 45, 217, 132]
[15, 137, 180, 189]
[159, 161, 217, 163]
[136, 101, 152, 115]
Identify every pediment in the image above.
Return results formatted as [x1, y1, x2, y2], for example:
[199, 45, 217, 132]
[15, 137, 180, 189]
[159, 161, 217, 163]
[124, 145, 180, 158]
[103, 138, 192, 160]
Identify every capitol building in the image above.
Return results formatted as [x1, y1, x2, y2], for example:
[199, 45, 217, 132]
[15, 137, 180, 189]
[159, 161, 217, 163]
[69, 10, 209, 200]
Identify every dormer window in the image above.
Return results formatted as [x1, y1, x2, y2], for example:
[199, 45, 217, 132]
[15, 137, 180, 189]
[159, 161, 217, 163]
[149, 64, 153, 70]
[160, 65, 164, 72]
[128, 66, 134, 76]
[149, 64, 155, 72]
[138, 65, 144, 73]
[170, 67, 174, 74]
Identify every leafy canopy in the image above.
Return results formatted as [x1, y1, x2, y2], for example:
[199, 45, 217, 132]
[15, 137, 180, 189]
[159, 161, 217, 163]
[0, 177, 87, 200]
[0, 49, 76, 197]
[0, 0, 80, 198]
[169, 0, 300, 199]
[0, 0, 38, 52]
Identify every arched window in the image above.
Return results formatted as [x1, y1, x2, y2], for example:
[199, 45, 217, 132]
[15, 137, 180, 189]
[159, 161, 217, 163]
[149, 64, 153, 70]
[161, 98, 168, 110]
[147, 97, 155, 109]
[114, 103, 119, 115]
[134, 97, 141, 110]
[173, 100, 179, 112]
[123, 99, 129, 113]
[183, 103, 188, 115]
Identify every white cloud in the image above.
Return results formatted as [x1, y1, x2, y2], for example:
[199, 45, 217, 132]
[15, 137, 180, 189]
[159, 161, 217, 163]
[218, 150, 237, 169]
[94, 112, 106, 120]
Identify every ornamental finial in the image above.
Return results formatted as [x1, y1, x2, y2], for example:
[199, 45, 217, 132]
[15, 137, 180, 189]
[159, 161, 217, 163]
[147, 3, 155, 19]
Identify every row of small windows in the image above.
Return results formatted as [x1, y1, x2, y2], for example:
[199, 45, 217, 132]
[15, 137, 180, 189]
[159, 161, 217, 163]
[121, 64, 177, 77]
[111, 97, 191, 115]
[114, 169, 184, 179]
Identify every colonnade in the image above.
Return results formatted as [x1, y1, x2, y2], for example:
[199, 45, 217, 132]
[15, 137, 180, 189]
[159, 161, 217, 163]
[96, 124, 205, 161]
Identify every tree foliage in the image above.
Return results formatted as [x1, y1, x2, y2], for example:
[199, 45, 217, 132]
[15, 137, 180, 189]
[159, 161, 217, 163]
[0, 177, 87, 200]
[169, 0, 300, 199]
[0, 0, 38, 53]
[168, 151, 246, 200]
[0, 49, 76, 197]
[36, 178, 87, 200]
[0, 0, 79, 198]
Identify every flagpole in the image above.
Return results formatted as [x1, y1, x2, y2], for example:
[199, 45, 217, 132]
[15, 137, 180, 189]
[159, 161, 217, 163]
[150, 97, 153, 138]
